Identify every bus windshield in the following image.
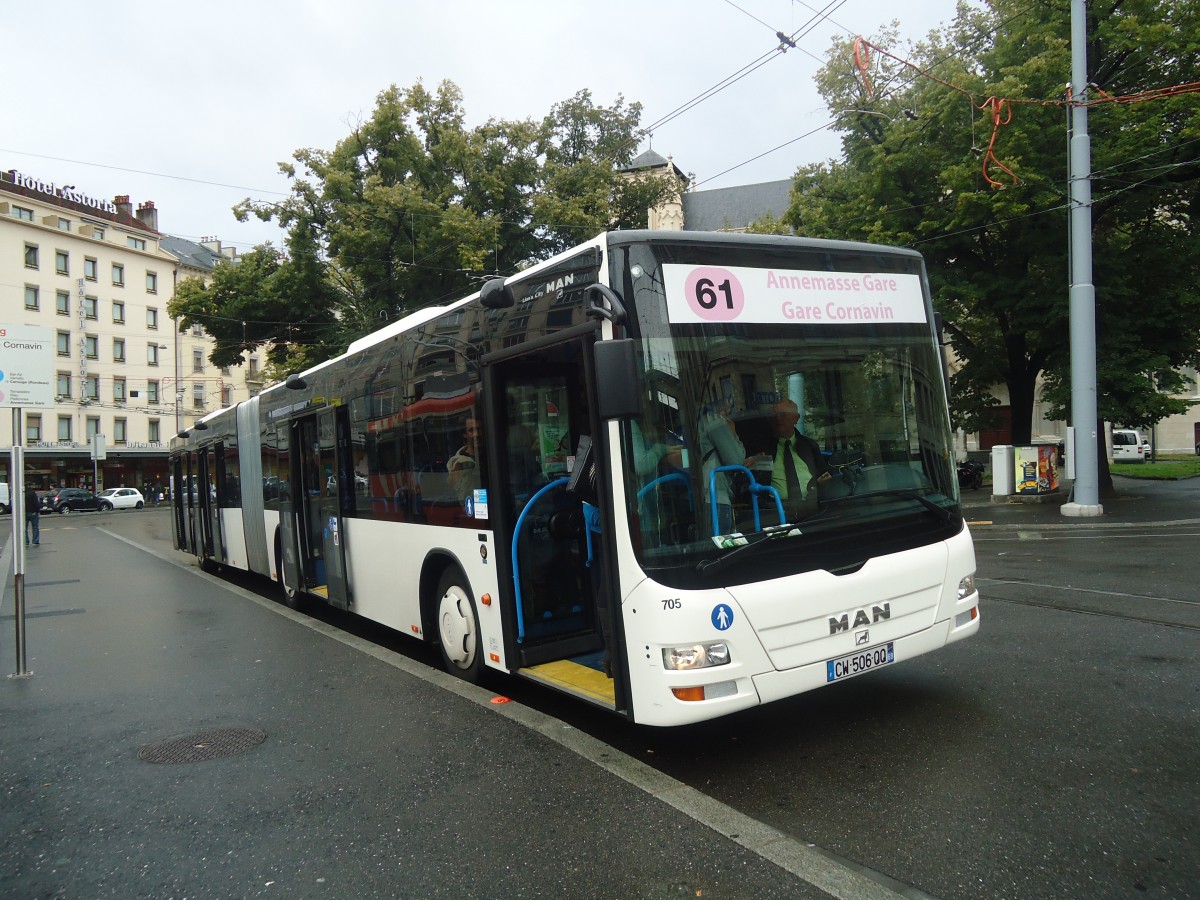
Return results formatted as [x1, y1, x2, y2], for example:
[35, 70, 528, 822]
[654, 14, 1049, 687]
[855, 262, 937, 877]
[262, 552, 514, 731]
[612, 239, 961, 588]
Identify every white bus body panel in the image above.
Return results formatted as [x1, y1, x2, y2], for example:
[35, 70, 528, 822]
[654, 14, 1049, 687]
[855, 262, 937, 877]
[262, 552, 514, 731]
[219, 508, 249, 572]
[620, 527, 979, 727]
[341, 520, 507, 669]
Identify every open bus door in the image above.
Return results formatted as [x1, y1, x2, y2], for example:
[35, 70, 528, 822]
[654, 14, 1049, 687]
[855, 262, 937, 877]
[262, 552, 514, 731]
[170, 454, 187, 551]
[485, 334, 622, 710]
[194, 446, 216, 560]
[284, 408, 352, 609]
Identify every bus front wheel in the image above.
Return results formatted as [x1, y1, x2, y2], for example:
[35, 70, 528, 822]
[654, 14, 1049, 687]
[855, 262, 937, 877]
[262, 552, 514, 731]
[435, 569, 483, 683]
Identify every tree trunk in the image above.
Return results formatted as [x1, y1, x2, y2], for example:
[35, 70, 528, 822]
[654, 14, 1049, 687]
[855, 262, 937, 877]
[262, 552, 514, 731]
[1096, 419, 1117, 499]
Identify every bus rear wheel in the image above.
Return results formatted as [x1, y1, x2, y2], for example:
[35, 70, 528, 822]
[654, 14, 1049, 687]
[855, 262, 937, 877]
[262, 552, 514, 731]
[276, 532, 306, 611]
[435, 569, 483, 683]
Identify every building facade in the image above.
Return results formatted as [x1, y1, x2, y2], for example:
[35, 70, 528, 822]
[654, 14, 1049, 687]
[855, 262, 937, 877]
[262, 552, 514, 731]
[1, 167, 257, 494]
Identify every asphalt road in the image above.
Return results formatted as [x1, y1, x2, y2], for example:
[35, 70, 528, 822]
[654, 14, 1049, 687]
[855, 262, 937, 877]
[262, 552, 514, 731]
[6, 479, 1197, 899]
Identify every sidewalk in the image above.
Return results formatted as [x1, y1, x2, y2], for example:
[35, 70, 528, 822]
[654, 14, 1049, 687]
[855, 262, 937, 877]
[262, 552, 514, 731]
[0, 515, 870, 900]
[961, 474, 1200, 528]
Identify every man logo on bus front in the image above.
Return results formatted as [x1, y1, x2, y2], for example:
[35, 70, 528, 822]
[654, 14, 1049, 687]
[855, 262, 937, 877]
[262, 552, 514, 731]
[829, 603, 891, 635]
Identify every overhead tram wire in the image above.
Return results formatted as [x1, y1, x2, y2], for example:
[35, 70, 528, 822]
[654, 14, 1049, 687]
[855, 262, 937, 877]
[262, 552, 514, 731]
[644, 0, 848, 136]
[0, 147, 288, 196]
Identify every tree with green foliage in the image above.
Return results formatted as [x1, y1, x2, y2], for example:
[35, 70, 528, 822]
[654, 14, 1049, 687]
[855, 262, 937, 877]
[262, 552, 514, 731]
[221, 81, 674, 365]
[167, 244, 340, 370]
[782, 0, 1200, 468]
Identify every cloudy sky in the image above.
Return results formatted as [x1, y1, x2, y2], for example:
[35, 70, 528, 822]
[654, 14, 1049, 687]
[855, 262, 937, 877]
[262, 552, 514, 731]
[5, 0, 962, 253]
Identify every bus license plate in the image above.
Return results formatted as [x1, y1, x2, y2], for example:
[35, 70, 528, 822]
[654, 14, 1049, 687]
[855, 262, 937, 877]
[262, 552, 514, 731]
[826, 642, 895, 683]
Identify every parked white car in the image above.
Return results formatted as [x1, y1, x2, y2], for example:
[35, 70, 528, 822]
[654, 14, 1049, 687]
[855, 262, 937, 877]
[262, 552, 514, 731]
[1111, 429, 1146, 463]
[96, 487, 146, 510]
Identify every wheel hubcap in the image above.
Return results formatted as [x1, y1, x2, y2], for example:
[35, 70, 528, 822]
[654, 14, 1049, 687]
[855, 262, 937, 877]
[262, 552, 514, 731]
[438, 587, 476, 669]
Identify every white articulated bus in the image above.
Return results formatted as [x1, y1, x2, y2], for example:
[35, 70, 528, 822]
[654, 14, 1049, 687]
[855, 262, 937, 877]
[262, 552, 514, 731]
[171, 230, 980, 727]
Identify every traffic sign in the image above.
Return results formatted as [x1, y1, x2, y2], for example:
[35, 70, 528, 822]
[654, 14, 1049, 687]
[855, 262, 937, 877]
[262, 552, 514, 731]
[0, 324, 54, 408]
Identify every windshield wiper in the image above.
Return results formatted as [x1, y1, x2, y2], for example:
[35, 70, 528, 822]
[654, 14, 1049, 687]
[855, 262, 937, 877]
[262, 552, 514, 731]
[696, 524, 803, 576]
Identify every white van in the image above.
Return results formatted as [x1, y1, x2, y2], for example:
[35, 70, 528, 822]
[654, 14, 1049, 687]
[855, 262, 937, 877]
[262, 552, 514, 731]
[0, 483, 9, 514]
[1111, 429, 1146, 463]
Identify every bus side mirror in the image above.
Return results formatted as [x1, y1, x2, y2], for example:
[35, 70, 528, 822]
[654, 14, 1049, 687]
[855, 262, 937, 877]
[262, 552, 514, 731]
[594, 339, 640, 420]
[480, 277, 515, 309]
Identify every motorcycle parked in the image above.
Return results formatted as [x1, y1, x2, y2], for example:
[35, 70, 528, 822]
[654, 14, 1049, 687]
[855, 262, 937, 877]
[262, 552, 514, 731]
[957, 459, 985, 490]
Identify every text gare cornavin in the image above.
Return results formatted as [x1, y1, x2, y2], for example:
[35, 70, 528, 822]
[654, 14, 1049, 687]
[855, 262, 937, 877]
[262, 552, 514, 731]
[765, 270, 905, 322]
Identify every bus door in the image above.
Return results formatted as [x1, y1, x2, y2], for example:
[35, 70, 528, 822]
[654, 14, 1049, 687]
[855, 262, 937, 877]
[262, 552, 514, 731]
[185, 450, 202, 556]
[170, 454, 187, 551]
[195, 446, 216, 559]
[486, 337, 612, 678]
[289, 409, 352, 608]
[207, 443, 226, 563]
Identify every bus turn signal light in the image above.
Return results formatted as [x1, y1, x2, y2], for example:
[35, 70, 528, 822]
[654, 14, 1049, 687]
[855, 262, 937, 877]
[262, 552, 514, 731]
[671, 686, 707, 702]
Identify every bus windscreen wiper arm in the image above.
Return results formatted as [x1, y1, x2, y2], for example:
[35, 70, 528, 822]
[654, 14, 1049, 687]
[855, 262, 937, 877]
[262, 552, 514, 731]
[696, 525, 802, 576]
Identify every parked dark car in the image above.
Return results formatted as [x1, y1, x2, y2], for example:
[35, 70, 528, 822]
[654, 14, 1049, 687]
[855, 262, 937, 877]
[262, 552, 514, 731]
[47, 487, 100, 514]
[36, 490, 54, 512]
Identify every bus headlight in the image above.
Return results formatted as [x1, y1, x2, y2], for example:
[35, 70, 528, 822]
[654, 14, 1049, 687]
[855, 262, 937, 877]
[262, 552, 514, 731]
[958, 573, 977, 600]
[662, 642, 731, 670]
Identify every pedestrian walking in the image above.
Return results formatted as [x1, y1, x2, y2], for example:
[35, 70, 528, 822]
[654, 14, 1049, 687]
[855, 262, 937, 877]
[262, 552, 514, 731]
[24, 483, 40, 546]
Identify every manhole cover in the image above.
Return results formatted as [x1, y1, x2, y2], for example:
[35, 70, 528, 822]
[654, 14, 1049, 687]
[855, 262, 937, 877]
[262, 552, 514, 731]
[139, 727, 267, 764]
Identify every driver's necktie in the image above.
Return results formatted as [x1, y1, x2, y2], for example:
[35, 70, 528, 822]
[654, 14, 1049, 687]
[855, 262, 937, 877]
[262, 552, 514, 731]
[782, 439, 803, 501]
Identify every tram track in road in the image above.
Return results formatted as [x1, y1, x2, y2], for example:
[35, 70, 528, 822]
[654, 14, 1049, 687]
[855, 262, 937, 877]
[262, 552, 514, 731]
[976, 569, 1200, 631]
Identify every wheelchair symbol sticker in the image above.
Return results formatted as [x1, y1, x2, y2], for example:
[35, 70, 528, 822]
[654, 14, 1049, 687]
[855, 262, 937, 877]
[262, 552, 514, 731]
[711, 603, 734, 631]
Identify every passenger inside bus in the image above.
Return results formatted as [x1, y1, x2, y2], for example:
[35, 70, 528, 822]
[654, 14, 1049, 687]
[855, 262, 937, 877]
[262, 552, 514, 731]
[447, 416, 482, 503]
[697, 395, 750, 534]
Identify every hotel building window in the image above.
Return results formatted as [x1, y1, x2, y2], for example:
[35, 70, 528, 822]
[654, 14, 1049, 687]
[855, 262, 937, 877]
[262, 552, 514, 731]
[26, 415, 41, 442]
[112, 262, 124, 286]
[114, 418, 127, 444]
[146, 270, 158, 293]
[128, 236, 146, 251]
[113, 378, 126, 403]
[55, 250, 69, 275]
[112, 300, 125, 324]
[113, 338, 125, 363]
[147, 307, 158, 329]
[147, 343, 160, 366]
[24, 284, 39, 310]
[84, 375, 99, 400]
[83, 296, 97, 319]
[92, 226, 105, 240]
[86, 417, 99, 441]
[56, 331, 70, 356]
[56, 290, 70, 315]
[148, 419, 161, 443]
[56, 372, 71, 399]
[24, 244, 38, 268]
[57, 417, 72, 442]
[57, 217, 71, 231]
[84, 257, 98, 281]
[13, 205, 34, 221]
[84, 335, 98, 359]
[147, 381, 159, 404]
[193, 349, 204, 372]
[193, 384, 205, 409]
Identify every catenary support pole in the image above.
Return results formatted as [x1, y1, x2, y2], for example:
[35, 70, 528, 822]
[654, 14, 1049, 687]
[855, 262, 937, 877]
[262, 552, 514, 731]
[1062, 0, 1103, 517]
[10, 408, 31, 677]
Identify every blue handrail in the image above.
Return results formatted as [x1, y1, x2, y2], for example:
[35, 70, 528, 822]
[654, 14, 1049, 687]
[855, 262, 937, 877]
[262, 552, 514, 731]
[708, 465, 786, 534]
[511, 477, 569, 643]
[637, 471, 692, 506]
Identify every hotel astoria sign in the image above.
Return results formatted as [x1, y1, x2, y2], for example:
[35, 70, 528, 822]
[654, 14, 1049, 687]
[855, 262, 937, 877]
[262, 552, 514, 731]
[6, 169, 118, 214]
